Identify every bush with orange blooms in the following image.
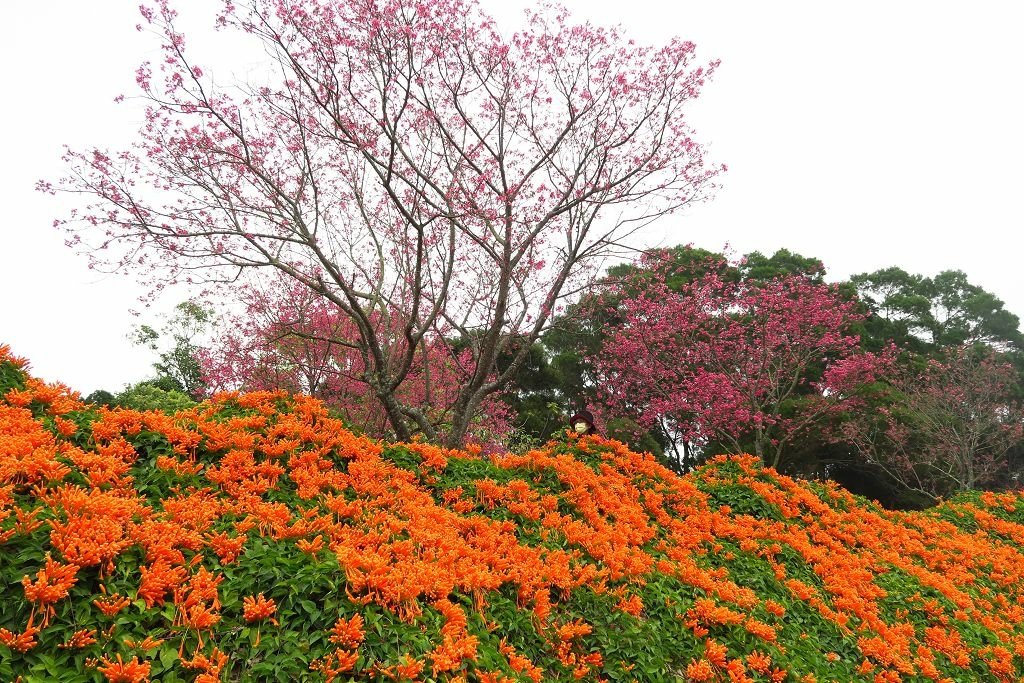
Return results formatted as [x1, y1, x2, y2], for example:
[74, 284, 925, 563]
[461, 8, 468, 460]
[3, 342, 1024, 682]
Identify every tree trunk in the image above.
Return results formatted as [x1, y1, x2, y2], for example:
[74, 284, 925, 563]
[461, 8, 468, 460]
[753, 425, 765, 463]
[377, 386, 412, 442]
[443, 387, 488, 449]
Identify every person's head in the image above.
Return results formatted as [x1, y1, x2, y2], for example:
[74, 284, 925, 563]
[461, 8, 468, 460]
[569, 410, 596, 435]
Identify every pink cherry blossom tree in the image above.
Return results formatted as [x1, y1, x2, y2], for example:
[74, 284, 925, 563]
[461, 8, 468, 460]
[47, 0, 721, 445]
[198, 281, 513, 443]
[841, 347, 1024, 500]
[594, 256, 887, 469]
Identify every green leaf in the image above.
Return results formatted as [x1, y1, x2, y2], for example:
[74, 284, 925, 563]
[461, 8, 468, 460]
[160, 645, 177, 670]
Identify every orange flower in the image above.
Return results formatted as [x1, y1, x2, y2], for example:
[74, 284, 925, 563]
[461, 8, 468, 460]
[54, 416, 79, 437]
[0, 625, 40, 653]
[555, 620, 592, 641]
[685, 658, 716, 681]
[94, 593, 133, 617]
[242, 593, 277, 623]
[59, 628, 98, 649]
[311, 649, 359, 682]
[616, 593, 644, 617]
[764, 600, 786, 618]
[22, 555, 80, 624]
[392, 654, 425, 679]
[137, 560, 188, 608]
[14, 506, 44, 534]
[96, 655, 151, 683]
[182, 603, 222, 630]
[746, 651, 772, 674]
[181, 647, 230, 676]
[744, 618, 777, 642]
[499, 639, 543, 682]
[207, 531, 246, 565]
[329, 613, 365, 648]
[704, 639, 728, 669]
[124, 635, 165, 651]
[297, 535, 324, 556]
[333, 649, 360, 671]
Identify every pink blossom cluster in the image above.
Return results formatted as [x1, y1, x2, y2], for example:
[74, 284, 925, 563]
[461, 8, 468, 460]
[595, 256, 889, 467]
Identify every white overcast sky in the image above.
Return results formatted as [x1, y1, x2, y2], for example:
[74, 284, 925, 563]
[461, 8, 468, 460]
[1, 1, 1022, 394]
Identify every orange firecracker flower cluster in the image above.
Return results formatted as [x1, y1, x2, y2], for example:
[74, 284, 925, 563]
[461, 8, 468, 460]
[242, 593, 277, 624]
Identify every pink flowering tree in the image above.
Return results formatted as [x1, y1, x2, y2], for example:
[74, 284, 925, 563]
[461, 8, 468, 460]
[594, 258, 887, 469]
[841, 347, 1024, 500]
[197, 283, 374, 416]
[198, 282, 513, 443]
[46, 0, 721, 446]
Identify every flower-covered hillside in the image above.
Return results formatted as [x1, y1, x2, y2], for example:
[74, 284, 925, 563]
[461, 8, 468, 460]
[2, 344, 1024, 682]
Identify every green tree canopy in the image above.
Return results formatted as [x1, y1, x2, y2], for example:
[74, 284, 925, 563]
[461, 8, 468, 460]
[852, 267, 1023, 351]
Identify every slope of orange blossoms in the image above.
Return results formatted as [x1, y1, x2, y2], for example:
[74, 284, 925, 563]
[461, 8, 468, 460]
[2, 342, 1024, 682]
